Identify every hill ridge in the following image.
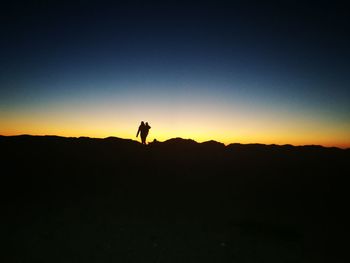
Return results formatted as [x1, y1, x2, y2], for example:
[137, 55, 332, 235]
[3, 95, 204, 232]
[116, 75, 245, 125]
[0, 134, 348, 151]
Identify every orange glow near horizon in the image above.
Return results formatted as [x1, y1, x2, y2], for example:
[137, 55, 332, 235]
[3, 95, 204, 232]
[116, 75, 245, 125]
[1, 97, 349, 149]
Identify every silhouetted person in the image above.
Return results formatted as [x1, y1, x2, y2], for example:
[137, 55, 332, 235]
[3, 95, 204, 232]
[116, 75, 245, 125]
[136, 121, 151, 145]
[145, 122, 151, 139]
[136, 121, 145, 143]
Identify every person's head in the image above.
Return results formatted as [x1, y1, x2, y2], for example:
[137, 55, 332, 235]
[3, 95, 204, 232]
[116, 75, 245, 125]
[145, 122, 148, 125]
[141, 121, 145, 125]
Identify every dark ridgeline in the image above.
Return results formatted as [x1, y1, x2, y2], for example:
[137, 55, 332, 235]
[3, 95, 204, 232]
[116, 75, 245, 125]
[1, 135, 349, 262]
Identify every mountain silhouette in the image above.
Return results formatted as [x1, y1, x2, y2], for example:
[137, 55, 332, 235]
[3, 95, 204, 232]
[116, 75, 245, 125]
[1, 135, 349, 262]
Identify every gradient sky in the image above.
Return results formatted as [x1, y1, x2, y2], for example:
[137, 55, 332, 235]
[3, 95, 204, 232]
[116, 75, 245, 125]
[1, 1, 350, 147]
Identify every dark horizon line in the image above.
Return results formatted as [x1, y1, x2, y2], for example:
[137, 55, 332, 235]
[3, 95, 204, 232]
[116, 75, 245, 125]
[1, 134, 348, 150]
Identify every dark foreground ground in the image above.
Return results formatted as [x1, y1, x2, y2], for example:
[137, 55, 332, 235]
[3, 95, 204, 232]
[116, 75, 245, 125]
[1, 135, 349, 262]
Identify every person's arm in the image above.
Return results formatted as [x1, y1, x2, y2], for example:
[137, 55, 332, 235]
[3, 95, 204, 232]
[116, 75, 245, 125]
[136, 127, 140, 137]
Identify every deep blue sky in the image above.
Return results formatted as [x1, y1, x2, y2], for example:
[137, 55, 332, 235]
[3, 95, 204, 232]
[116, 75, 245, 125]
[1, 1, 349, 146]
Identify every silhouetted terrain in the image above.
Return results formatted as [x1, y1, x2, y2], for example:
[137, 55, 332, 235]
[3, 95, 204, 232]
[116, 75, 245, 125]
[2, 135, 349, 262]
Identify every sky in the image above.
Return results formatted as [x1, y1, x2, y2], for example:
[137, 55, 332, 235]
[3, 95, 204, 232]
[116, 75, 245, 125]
[1, 0, 350, 147]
